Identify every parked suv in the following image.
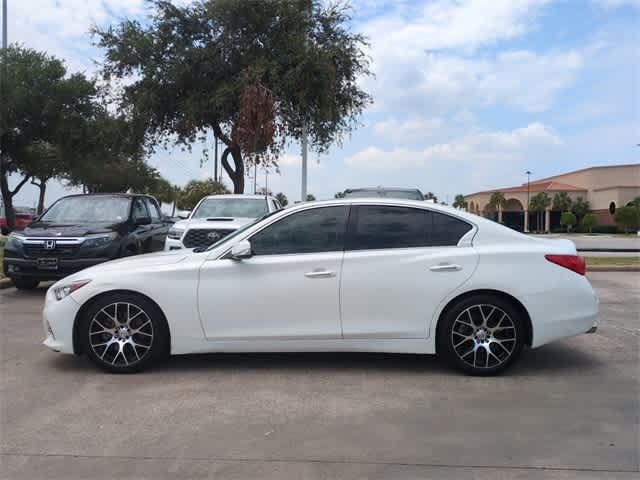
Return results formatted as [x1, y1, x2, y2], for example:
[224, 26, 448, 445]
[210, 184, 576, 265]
[3, 193, 170, 290]
[342, 187, 424, 201]
[166, 194, 281, 250]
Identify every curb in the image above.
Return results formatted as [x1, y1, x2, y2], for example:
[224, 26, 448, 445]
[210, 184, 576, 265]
[587, 265, 640, 272]
[0, 278, 13, 290]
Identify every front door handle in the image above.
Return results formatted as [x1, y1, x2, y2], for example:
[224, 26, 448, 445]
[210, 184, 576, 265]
[429, 263, 462, 272]
[304, 269, 336, 278]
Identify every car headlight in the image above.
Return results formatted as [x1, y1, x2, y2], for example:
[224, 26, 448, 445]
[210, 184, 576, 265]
[53, 279, 91, 301]
[168, 227, 184, 240]
[83, 232, 118, 248]
[5, 232, 25, 248]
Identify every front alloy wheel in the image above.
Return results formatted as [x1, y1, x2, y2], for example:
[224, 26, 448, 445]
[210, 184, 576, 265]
[439, 295, 525, 375]
[82, 293, 168, 373]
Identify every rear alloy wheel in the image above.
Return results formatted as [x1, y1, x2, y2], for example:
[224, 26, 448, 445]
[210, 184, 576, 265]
[438, 295, 525, 375]
[12, 278, 40, 290]
[81, 293, 169, 373]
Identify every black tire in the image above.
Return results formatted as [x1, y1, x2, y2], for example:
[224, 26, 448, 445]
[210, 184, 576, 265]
[80, 292, 170, 373]
[437, 294, 525, 376]
[12, 277, 40, 290]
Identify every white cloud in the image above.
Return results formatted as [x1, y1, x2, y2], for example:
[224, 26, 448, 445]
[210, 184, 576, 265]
[593, 0, 640, 8]
[372, 117, 444, 142]
[346, 122, 562, 170]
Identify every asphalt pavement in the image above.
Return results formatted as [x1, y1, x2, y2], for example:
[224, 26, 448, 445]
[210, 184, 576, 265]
[1, 272, 638, 479]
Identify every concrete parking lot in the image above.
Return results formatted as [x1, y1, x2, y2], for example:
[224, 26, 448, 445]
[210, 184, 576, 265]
[1, 273, 638, 479]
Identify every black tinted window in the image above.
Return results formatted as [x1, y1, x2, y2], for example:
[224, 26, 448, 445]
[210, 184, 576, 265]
[250, 206, 348, 255]
[431, 211, 473, 246]
[347, 206, 472, 250]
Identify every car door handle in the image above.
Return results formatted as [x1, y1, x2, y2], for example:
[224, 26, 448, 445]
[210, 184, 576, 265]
[304, 269, 336, 278]
[429, 263, 462, 272]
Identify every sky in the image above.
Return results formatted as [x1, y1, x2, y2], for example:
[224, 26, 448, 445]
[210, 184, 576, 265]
[5, 0, 640, 208]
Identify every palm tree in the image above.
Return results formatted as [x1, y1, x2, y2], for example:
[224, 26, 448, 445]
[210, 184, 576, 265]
[452, 194, 467, 210]
[424, 192, 438, 202]
[529, 192, 551, 232]
[552, 192, 572, 212]
[571, 196, 590, 223]
[488, 192, 506, 222]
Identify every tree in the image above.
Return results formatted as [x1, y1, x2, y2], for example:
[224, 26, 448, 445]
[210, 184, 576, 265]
[151, 177, 181, 216]
[560, 211, 577, 233]
[614, 206, 640, 233]
[0, 46, 96, 229]
[488, 192, 506, 212]
[275, 192, 288, 207]
[571, 196, 590, 222]
[552, 192, 572, 212]
[177, 179, 229, 211]
[529, 192, 551, 232]
[582, 213, 597, 233]
[452, 194, 467, 210]
[334, 191, 345, 199]
[94, 0, 371, 193]
[306, 194, 316, 201]
[424, 192, 438, 202]
[629, 196, 640, 208]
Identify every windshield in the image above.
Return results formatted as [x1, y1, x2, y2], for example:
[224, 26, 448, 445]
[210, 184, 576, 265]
[344, 190, 423, 200]
[192, 198, 269, 219]
[40, 196, 131, 223]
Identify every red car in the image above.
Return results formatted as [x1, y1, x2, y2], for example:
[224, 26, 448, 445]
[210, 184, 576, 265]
[0, 210, 34, 234]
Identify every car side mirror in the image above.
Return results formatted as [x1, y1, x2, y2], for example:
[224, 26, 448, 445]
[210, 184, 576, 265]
[230, 240, 252, 260]
[135, 216, 152, 226]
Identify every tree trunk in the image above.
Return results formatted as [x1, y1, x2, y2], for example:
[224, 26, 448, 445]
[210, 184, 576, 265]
[37, 179, 47, 215]
[221, 145, 245, 194]
[0, 168, 16, 232]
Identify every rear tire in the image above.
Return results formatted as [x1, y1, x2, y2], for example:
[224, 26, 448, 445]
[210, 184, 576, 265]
[80, 292, 170, 373]
[12, 278, 40, 290]
[437, 295, 525, 375]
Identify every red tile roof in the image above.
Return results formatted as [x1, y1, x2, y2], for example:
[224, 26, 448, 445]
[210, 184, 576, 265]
[469, 180, 586, 196]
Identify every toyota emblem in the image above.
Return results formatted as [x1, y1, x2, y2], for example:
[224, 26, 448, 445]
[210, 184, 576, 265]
[207, 231, 221, 242]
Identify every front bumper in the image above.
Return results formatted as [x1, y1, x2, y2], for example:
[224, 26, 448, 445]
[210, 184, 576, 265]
[3, 257, 109, 280]
[164, 237, 184, 251]
[42, 288, 82, 354]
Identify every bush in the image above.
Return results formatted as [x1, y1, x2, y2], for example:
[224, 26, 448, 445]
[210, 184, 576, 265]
[582, 213, 597, 233]
[560, 211, 577, 232]
[591, 224, 619, 234]
[614, 205, 640, 233]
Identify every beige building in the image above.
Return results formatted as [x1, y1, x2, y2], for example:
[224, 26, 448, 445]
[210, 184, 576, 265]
[464, 164, 640, 232]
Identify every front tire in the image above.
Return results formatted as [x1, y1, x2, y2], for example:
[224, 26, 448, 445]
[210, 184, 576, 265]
[80, 292, 169, 373]
[12, 277, 40, 290]
[438, 295, 525, 375]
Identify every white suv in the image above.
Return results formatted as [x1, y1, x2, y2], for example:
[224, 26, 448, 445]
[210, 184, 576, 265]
[165, 194, 281, 251]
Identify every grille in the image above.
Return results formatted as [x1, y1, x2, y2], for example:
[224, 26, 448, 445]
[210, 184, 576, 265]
[24, 243, 79, 258]
[183, 228, 235, 248]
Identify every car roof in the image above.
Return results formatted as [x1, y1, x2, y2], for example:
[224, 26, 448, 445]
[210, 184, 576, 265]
[201, 194, 276, 200]
[55, 193, 153, 199]
[345, 187, 422, 192]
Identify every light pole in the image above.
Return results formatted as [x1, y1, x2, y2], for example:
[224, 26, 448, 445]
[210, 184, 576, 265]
[525, 170, 532, 233]
[2, 0, 6, 50]
[301, 123, 308, 202]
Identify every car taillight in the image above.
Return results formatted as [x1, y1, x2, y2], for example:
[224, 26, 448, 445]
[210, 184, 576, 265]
[545, 254, 586, 276]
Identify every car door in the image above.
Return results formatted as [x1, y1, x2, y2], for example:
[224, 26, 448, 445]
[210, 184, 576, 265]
[340, 205, 479, 339]
[144, 198, 167, 251]
[197, 205, 349, 340]
[130, 198, 153, 253]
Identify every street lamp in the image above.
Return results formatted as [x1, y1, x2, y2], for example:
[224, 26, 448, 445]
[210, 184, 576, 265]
[525, 170, 532, 233]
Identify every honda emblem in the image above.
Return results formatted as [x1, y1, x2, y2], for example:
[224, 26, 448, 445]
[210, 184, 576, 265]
[44, 240, 56, 250]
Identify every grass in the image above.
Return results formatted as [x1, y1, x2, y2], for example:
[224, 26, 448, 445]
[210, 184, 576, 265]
[584, 256, 640, 266]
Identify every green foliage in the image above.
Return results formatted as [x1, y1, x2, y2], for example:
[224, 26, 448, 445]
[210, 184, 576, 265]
[529, 192, 551, 211]
[306, 194, 316, 201]
[452, 194, 467, 210]
[488, 192, 506, 210]
[631, 196, 640, 208]
[560, 211, 577, 232]
[552, 192, 572, 212]
[151, 177, 180, 204]
[275, 192, 288, 207]
[177, 179, 229, 210]
[424, 192, 438, 202]
[614, 206, 640, 233]
[571, 196, 590, 221]
[334, 191, 346, 199]
[582, 213, 597, 233]
[94, 0, 372, 192]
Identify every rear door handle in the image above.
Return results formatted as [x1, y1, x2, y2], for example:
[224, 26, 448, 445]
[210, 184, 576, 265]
[305, 269, 336, 278]
[429, 263, 462, 272]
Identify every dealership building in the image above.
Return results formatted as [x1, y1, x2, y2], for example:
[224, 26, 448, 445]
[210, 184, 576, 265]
[463, 163, 640, 232]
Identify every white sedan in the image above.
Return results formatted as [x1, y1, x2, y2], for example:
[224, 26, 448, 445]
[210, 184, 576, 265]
[42, 199, 598, 375]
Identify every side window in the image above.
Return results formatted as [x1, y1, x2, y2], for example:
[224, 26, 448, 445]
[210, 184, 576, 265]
[131, 199, 149, 221]
[145, 198, 161, 221]
[431, 211, 473, 246]
[347, 206, 430, 250]
[250, 206, 348, 255]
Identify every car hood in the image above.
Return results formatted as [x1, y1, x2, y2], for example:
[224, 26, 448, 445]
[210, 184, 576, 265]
[19, 221, 121, 237]
[176, 217, 256, 230]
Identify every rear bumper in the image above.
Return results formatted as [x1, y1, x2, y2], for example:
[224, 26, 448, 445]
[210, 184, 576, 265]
[3, 257, 109, 280]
